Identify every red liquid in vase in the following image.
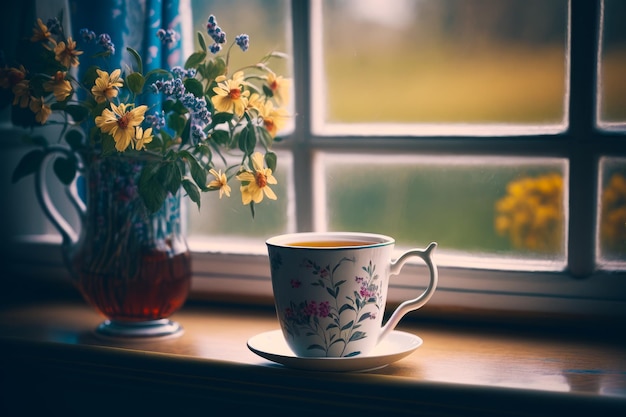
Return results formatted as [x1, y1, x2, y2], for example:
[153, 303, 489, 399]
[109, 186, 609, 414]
[76, 250, 192, 322]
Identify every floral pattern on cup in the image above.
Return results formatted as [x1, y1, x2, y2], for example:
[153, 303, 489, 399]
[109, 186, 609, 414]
[280, 257, 382, 357]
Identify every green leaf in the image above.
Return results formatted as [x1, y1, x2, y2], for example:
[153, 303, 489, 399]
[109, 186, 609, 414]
[210, 129, 230, 145]
[81, 65, 100, 89]
[126, 72, 145, 94]
[265, 151, 277, 173]
[139, 164, 168, 213]
[182, 178, 201, 209]
[11, 150, 44, 183]
[101, 135, 117, 156]
[180, 151, 207, 189]
[156, 163, 176, 194]
[185, 51, 207, 69]
[183, 77, 204, 97]
[53, 156, 77, 185]
[64, 104, 89, 123]
[262, 84, 274, 98]
[210, 112, 234, 126]
[197, 31, 208, 52]
[65, 129, 83, 150]
[126, 47, 143, 74]
[238, 126, 256, 155]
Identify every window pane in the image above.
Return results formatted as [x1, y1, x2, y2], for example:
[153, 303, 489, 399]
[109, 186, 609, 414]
[314, 0, 568, 133]
[597, 157, 626, 267]
[316, 153, 567, 270]
[598, 0, 626, 128]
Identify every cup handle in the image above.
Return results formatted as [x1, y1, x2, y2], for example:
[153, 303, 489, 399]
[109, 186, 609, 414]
[379, 242, 438, 342]
[34, 145, 85, 247]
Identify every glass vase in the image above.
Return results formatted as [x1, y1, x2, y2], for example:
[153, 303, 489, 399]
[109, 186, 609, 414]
[36, 150, 191, 339]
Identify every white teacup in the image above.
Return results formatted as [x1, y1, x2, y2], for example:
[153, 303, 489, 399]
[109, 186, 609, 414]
[266, 232, 438, 358]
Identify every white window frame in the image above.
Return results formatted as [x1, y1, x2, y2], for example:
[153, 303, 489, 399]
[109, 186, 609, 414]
[5, 0, 626, 319]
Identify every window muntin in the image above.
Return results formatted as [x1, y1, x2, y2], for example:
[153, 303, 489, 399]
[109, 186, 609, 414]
[312, 0, 569, 135]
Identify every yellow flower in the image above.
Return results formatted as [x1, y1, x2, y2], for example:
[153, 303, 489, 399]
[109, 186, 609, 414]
[236, 152, 277, 205]
[29, 96, 51, 124]
[43, 71, 72, 102]
[95, 103, 148, 152]
[53, 37, 82, 68]
[91, 69, 123, 103]
[600, 173, 626, 252]
[134, 126, 153, 151]
[266, 73, 291, 106]
[495, 173, 563, 252]
[207, 169, 231, 199]
[259, 100, 289, 137]
[211, 71, 250, 117]
[12, 80, 31, 108]
[31, 18, 51, 42]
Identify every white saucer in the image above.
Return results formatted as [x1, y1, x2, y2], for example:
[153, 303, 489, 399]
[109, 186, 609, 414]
[247, 330, 422, 372]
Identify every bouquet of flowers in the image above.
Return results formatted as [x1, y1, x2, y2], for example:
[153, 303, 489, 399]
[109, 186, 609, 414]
[1, 11, 290, 215]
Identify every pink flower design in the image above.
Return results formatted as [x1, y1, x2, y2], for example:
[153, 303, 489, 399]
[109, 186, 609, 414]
[304, 301, 317, 316]
[318, 301, 330, 317]
[290, 279, 301, 288]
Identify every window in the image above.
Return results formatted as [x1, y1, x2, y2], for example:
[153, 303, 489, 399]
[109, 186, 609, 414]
[5, 0, 625, 317]
[187, 0, 625, 317]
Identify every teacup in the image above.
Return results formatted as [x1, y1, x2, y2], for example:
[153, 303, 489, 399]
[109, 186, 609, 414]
[266, 232, 438, 358]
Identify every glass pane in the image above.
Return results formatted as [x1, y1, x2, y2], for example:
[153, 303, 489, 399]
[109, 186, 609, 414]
[187, 0, 293, 250]
[597, 157, 626, 266]
[598, 0, 626, 128]
[317, 153, 567, 270]
[314, 0, 568, 133]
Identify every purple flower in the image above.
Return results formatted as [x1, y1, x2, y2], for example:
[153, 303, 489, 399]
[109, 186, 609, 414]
[235, 34, 249, 52]
[97, 33, 115, 54]
[209, 43, 222, 54]
[206, 15, 226, 44]
[157, 28, 179, 45]
[146, 111, 166, 131]
[79, 28, 96, 43]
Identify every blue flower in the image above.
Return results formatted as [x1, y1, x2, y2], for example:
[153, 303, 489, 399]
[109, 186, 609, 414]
[235, 34, 249, 52]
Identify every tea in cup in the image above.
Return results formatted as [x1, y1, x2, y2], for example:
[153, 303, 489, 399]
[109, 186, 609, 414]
[266, 232, 438, 358]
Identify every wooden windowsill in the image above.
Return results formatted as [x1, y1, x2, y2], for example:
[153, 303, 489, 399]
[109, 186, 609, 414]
[1, 281, 625, 416]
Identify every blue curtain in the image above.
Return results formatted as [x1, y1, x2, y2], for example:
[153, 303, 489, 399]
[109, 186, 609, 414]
[68, 0, 184, 71]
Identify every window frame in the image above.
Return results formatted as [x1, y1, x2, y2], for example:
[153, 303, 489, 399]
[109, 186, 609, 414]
[206, 0, 623, 316]
[4, 0, 626, 319]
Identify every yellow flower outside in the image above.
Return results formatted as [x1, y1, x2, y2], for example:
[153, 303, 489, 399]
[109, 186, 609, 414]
[95, 103, 148, 152]
[91, 69, 124, 103]
[207, 169, 231, 199]
[236, 152, 277, 205]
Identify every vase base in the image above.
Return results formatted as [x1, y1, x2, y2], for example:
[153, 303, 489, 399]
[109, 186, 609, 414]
[94, 319, 184, 341]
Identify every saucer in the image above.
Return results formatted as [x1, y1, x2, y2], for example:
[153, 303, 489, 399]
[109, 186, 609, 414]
[247, 330, 422, 372]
